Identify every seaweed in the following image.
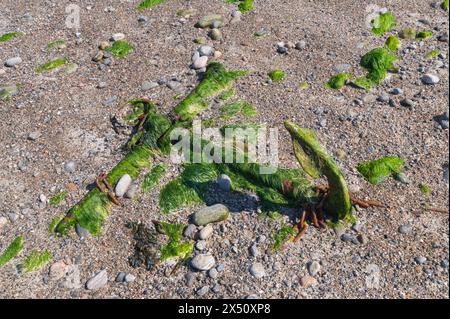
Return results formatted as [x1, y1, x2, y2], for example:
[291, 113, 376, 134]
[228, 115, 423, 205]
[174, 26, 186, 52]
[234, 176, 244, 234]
[268, 70, 285, 82]
[158, 222, 194, 261]
[272, 224, 296, 251]
[36, 58, 69, 73]
[137, 0, 165, 11]
[238, 0, 253, 13]
[220, 100, 257, 119]
[159, 178, 203, 214]
[0, 32, 24, 42]
[426, 49, 441, 60]
[0, 236, 24, 268]
[326, 73, 352, 90]
[48, 216, 63, 234]
[420, 183, 430, 194]
[49, 191, 68, 206]
[106, 40, 133, 58]
[357, 156, 405, 185]
[371, 12, 397, 36]
[353, 48, 397, 90]
[142, 164, 168, 192]
[416, 31, 433, 40]
[21, 250, 52, 273]
[399, 28, 416, 40]
[47, 39, 66, 49]
[442, 0, 449, 11]
[385, 35, 401, 51]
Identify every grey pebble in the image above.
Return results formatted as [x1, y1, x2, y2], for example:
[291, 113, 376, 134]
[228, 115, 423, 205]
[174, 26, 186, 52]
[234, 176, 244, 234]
[64, 161, 76, 173]
[86, 269, 108, 290]
[115, 272, 126, 283]
[5, 57, 23, 67]
[217, 174, 232, 191]
[208, 268, 218, 279]
[307, 261, 321, 276]
[398, 224, 412, 234]
[414, 256, 427, 265]
[196, 285, 210, 296]
[183, 224, 197, 239]
[249, 262, 266, 278]
[141, 81, 159, 91]
[75, 223, 89, 240]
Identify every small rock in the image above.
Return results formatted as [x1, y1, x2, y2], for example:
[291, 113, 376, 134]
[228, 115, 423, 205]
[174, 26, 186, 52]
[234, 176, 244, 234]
[434, 112, 449, 129]
[212, 284, 221, 293]
[185, 272, 196, 287]
[422, 74, 440, 85]
[192, 56, 208, 69]
[390, 87, 403, 95]
[209, 28, 222, 41]
[196, 15, 223, 29]
[64, 161, 76, 173]
[86, 269, 108, 290]
[249, 262, 266, 278]
[356, 233, 367, 244]
[198, 45, 214, 57]
[199, 224, 214, 240]
[111, 33, 125, 41]
[208, 268, 218, 279]
[99, 41, 110, 50]
[75, 224, 89, 240]
[115, 174, 132, 197]
[191, 204, 229, 226]
[124, 273, 136, 283]
[441, 259, 449, 269]
[125, 183, 138, 199]
[115, 272, 126, 283]
[216, 264, 225, 272]
[194, 37, 207, 44]
[190, 254, 215, 271]
[398, 224, 412, 234]
[341, 233, 359, 244]
[400, 99, 415, 108]
[394, 172, 410, 184]
[300, 275, 317, 288]
[217, 174, 232, 191]
[196, 285, 210, 296]
[183, 224, 197, 239]
[307, 261, 321, 276]
[249, 243, 259, 257]
[5, 57, 23, 67]
[414, 256, 427, 265]
[351, 222, 363, 232]
[214, 50, 222, 59]
[377, 94, 390, 103]
[92, 51, 104, 62]
[295, 40, 307, 50]
[62, 265, 82, 289]
[49, 261, 68, 280]
[195, 240, 207, 251]
[103, 96, 116, 106]
[141, 81, 159, 91]
[28, 131, 41, 141]
[138, 15, 148, 23]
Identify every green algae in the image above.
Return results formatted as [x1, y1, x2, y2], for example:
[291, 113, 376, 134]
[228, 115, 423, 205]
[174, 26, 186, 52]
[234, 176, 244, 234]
[159, 178, 203, 214]
[49, 191, 68, 206]
[158, 222, 193, 261]
[47, 39, 66, 49]
[385, 35, 401, 51]
[357, 156, 405, 185]
[371, 12, 397, 36]
[272, 223, 296, 251]
[353, 48, 397, 90]
[326, 73, 352, 90]
[420, 183, 430, 194]
[0, 236, 24, 268]
[399, 28, 416, 40]
[0, 32, 24, 42]
[22, 250, 51, 273]
[36, 58, 69, 73]
[442, 0, 449, 11]
[137, 0, 165, 11]
[220, 100, 257, 119]
[416, 31, 433, 40]
[106, 40, 133, 58]
[142, 164, 167, 193]
[426, 49, 441, 59]
[268, 70, 285, 82]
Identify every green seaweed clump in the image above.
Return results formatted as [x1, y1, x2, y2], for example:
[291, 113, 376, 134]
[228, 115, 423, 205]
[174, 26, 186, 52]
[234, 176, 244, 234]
[272, 224, 296, 251]
[385, 35, 401, 51]
[106, 40, 134, 58]
[49, 191, 68, 206]
[47, 39, 66, 49]
[326, 73, 352, 90]
[357, 156, 405, 185]
[268, 70, 285, 82]
[0, 32, 24, 42]
[220, 100, 257, 119]
[137, 0, 165, 11]
[159, 179, 203, 214]
[21, 250, 52, 273]
[142, 164, 167, 192]
[238, 0, 253, 13]
[353, 48, 397, 90]
[371, 12, 397, 36]
[443, 0, 449, 11]
[399, 28, 416, 40]
[158, 222, 194, 261]
[0, 236, 24, 268]
[420, 183, 430, 194]
[416, 31, 433, 40]
[36, 58, 69, 73]
[426, 49, 441, 59]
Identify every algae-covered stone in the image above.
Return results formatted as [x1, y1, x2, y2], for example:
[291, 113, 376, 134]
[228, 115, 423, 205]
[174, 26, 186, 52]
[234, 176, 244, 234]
[192, 204, 229, 226]
[196, 15, 223, 29]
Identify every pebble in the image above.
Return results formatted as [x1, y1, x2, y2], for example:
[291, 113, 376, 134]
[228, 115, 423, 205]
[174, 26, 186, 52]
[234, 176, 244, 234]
[414, 256, 427, 265]
[183, 224, 197, 239]
[185, 272, 196, 287]
[199, 224, 214, 240]
[212, 284, 221, 293]
[208, 268, 218, 279]
[103, 96, 116, 106]
[196, 15, 223, 29]
[422, 74, 440, 85]
[390, 88, 403, 95]
[75, 223, 89, 240]
[394, 172, 410, 184]
[49, 261, 68, 280]
[300, 275, 317, 288]
[351, 222, 363, 232]
[249, 243, 259, 257]
[115, 174, 132, 197]
[295, 40, 307, 50]
[217, 174, 232, 191]
[64, 161, 76, 173]
[400, 99, 415, 108]
[196, 285, 210, 296]
[198, 45, 214, 57]
[191, 204, 230, 226]
[194, 37, 207, 44]
[195, 240, 206, 251]
[115, 272, 126, 283]
[341, 233, 359, 244]
[190, 254, 215, 271]
[141, 81, 159, 91]
[85, 269, 108, 290]
[124, 273, 136, 283]
[209, 28, 222, 41]
[192, 56, 208, 69]
[434, 112, 449, 129]
[0, 216, 7, 231]
[216, 264, 225, 272]
[441, 259, 449, 269]
[5, 57, 23, 67]
[307, 261, 321, 276]
[138, 15, 148, 23]
[249, 262, 266, 278]
[125, 183, 138, 199]
[63, 265, 82, 289]
[398, 224, 412, 234]
[92, 51, 104, 62]
[111, 33, 125, 41]
[28, 131, 41, 141]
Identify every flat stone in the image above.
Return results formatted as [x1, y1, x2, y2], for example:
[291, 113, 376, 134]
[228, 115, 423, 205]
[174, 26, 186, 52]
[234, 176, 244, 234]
[49, 261, 68, 280]
[415, 256, 427, 265]
[124, 273, 136, 283]
[208, 268, 218, 279]
[300, 275, 317, 288]
[141, 81, 159, 91]
[422, 74, 440, 85]
[196, 285, 210, 296]
[5, 57, 22, 67]
[398, 224, 412, 234]
[191, 204, 229, 226]
[115, 272, 126, 282]
[86, 269, 108, 290]
[249, 262, 266, 278]
[190, 254, 215, 271]
[198, 45, 214, 57]
[115, 174, 132, 197]
[28, 131, 41, 140]
[111, 33, 125, 41]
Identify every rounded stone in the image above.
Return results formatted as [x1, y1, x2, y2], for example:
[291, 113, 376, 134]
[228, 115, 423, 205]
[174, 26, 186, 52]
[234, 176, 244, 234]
[422, 74, 440, 85]
[249, 262, 266, 278]
[217, 174, 232, 191]
[191, 204, 230, 226]
[115, 174, 132, 197]
[198, 45, 214, 57]
[64, 161, 76, 173]
[86, 269, 108, 290]
[199, 224, 214, 240]
[5, 57, 23, 67]
[307, 261, 321, 276]
[190, 254, 216, 271]
[192, 56, 208, 69]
